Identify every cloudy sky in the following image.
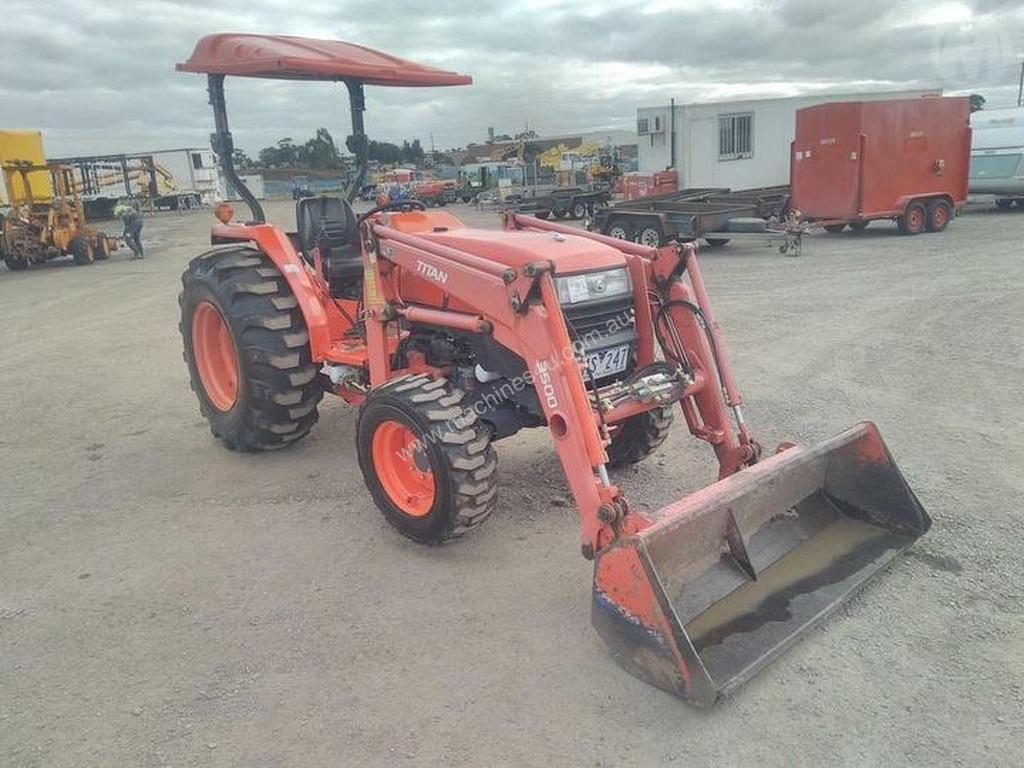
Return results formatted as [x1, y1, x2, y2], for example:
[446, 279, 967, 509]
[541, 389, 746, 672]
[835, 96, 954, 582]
[5, 0, 1023, 157]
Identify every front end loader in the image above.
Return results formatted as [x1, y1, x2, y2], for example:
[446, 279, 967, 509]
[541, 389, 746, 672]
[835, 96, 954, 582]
[176, 34, 930, 706]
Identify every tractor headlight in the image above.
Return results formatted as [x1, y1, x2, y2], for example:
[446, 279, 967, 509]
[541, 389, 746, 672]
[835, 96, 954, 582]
[555, 267, 631, 305]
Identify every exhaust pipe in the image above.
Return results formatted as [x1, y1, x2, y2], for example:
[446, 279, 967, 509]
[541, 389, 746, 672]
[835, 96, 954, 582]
[592, 422, 930, 705]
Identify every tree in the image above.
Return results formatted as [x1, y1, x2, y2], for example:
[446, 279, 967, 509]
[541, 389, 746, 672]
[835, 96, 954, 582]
[969, 93, 986, 113]
[304, 128, 344, 170]
[400, 139, 424, 164]
[232, 148, 254, 169]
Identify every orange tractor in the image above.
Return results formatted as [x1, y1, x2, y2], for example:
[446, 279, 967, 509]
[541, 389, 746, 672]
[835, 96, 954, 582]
[177, 35, 930, 705]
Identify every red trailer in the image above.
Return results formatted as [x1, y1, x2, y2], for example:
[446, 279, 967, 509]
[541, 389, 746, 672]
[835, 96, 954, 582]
[791, 97, 971, 235]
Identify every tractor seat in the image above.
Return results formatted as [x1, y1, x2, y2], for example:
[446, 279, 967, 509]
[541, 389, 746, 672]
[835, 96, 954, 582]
[296, 196, 363, 294]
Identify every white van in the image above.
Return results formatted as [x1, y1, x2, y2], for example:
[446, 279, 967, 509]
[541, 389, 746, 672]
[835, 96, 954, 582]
[970, 106, 1024, 208]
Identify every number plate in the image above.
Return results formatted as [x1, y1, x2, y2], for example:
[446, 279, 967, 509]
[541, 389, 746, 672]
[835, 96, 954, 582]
[586, 345, 630, 380]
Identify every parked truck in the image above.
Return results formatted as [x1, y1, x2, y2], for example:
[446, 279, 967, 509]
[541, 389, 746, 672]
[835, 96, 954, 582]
[791, 97, 971, 234]
[969, 106, 1024, 208]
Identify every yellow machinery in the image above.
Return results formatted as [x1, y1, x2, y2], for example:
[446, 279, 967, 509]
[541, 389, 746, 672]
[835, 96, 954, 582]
[1, 161, 116, 270]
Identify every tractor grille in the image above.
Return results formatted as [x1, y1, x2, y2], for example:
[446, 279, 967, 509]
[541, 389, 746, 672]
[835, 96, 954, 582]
[562, 295, 637, 356]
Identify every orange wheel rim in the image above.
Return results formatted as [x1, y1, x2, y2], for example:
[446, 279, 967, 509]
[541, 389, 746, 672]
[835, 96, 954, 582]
[934, 207, 948, 227]
[371, 420, 435, 517]
[192, 300, 240, 411]
[910, 208, 924, 230]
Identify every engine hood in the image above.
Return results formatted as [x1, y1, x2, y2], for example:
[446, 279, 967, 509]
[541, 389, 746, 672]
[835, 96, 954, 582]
[419, 227, 627, 274]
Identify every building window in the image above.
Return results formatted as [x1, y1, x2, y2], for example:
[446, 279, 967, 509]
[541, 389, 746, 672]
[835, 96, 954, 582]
[637, 117, 650, 135]
[719, 113, 753, 160]
[654, 116, 661, 132]
[192, 152, 204, 169]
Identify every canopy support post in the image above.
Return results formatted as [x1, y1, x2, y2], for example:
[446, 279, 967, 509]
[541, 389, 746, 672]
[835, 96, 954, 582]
[207, 74, 265, 223]
[344, 79, 367, 203]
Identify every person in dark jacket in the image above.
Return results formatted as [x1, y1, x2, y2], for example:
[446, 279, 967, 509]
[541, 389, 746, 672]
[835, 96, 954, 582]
[121, 203, 144, 259]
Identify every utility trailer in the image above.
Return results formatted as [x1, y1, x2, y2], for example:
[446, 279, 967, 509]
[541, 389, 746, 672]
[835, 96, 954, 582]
[590, 185, 801, 255]
[514, 186, 610, 220]
[791, 97, 971, 235]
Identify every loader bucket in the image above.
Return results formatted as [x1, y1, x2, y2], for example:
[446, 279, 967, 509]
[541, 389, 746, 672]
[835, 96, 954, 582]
[592, 422, 930, 706]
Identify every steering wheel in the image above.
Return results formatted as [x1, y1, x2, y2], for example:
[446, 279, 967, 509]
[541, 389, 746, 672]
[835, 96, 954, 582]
[357, 198, 427, 224]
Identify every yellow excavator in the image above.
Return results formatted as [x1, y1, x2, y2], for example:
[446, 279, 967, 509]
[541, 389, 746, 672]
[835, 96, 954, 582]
[1, 161, 117, 270]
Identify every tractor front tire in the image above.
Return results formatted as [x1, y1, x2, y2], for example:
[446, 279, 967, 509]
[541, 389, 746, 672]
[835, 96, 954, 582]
[179, 246, 323, 451]
[607, 406, 674, 467]
[357, 374, 498, 545]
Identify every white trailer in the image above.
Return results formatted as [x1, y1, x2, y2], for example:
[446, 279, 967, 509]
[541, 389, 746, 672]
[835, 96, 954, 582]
[969, 106, 1024, 207]
[147, 148, 221, 206]
[637, 90, 934, 188]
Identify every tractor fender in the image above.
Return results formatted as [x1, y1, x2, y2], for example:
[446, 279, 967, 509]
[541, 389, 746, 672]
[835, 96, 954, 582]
[211, 223, 333, 357]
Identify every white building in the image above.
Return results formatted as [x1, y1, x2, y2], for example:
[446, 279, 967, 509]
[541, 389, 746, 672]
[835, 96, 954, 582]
[637, 90, 935, 189]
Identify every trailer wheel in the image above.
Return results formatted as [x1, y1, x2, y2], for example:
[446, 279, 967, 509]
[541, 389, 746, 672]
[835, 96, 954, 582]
[606, 220, 635, 241]
[823, 224, 846, 233]
[638, 226, 664, 248]
[535, 210, 551, 220]
[571, 202, 587, 219]
[607, 407, 674, 467]
[179, 247, 323, 451]
[357, 374, 498, 545]
[926, 199, 952, 232]
[69, 237, 95, 265]
[995, 199, 1014, 210]
[898, 201, 927, 235]
[848, 221, 869, 231]
[554, 210, 569, 219]
[705, 238, 730, 248]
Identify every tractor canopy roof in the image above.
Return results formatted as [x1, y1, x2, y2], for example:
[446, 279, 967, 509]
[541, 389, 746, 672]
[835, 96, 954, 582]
[177, 34, 472, 87]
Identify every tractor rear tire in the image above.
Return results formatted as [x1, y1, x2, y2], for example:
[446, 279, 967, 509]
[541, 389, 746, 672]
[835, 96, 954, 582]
[607, 406, 674, 467]
[357, 374, 498, 544]
[70, 237, 95, 265]
[179, 246, 323, 452]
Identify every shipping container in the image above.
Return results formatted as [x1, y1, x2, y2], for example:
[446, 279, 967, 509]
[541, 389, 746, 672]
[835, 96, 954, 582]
[0, 130, 53, 204]
[791, 97, 971, 234]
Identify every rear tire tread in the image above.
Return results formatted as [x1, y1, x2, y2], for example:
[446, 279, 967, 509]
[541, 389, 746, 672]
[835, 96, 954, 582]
[179, 247, 323, 451]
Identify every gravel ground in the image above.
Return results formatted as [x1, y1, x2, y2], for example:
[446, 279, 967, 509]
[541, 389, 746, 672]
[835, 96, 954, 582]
[1, 200, 1021, 767]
